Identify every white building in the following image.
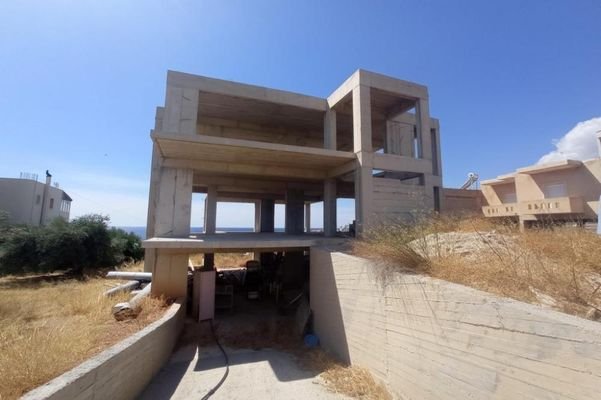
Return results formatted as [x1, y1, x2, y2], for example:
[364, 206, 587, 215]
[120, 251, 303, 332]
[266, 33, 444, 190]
[0, 172, 72, 226]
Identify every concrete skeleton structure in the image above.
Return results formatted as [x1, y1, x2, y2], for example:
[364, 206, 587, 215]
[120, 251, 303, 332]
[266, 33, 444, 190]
[0, 172, 72, 226]
[481, 132, 601, 228]
[143, 69, 443, 298]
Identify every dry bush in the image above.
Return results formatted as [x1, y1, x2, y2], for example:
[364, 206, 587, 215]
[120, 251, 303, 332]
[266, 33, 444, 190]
[0, 274, 167, 400]
[353, 215, 601, 318]
[303, 350, 392, 400]
[189, 253, 252, 269]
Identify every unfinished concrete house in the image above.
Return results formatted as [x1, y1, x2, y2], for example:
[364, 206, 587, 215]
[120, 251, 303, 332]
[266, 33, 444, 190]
[143, 69, 442, 306]
[481, 133, 601, 228]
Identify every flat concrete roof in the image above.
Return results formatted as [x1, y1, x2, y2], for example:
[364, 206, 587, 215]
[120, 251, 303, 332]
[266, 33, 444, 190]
[152, 132, 356, 180]
[167, 70, 328, 111]
[143, 233, 348, 252]
[517, 159, 582, 174]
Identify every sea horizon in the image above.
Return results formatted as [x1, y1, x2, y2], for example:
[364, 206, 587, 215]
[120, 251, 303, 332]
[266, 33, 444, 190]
[115, 226, 327, 238]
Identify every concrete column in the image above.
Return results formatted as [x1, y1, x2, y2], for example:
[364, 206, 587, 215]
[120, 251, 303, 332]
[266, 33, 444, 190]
[144, 143, 162, 272]
[203, 185, 217, 269]
[254, 200, 261, 232]
[324, 109, 337, 150]
[324, 179, 337, 237]
[163, 87, 198, 135]
[355, 167, 373, 235]
[203, 185, 217, 234]
[285, 188, 304, 235]
[259, 199, 275, 266]
[352, 84, 373, 235]
[260, 199, 275, 232]
[304, 202, 311, 233]
[154, 168, 192, 237]
[253, 200, 262, 261]
[151, 251, 189, 298]
[352, 85, 372, 153]
[415, 98, 432, 160]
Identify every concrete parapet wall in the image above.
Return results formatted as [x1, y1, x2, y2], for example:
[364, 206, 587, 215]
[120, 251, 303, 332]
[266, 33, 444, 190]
[310, 248, 601, 399]
[21, 298, 185, 400]
[442, 188, 485, 214]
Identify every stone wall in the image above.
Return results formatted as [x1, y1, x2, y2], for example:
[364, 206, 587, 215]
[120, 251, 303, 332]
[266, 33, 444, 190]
[22, 299, 185, 400]
[310, 248, 601, 399]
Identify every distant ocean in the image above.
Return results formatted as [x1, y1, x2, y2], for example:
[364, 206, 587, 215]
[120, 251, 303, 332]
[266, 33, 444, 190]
[116, 226, 286, 238]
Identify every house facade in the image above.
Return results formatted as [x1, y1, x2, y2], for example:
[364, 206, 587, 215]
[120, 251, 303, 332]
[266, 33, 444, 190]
[481, 133, 601, 228]
[143, 69, 443, 298]
[0, 173, 72, 226]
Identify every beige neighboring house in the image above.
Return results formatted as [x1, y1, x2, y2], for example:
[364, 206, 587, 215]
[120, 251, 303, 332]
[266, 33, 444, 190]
[143, 69, 443, 298]
[481, 133, 601, 228]
[0, 172, 72, 226]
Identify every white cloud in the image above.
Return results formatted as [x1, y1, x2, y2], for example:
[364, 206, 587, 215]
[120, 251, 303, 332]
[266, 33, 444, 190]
[537, 117, 601, 164]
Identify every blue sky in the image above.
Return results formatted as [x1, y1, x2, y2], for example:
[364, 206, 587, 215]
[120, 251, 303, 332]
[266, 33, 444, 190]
[1, 0, 600, 227]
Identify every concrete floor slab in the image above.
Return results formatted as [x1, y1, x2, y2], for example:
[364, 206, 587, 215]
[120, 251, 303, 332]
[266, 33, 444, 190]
[139, 344, 348, 400]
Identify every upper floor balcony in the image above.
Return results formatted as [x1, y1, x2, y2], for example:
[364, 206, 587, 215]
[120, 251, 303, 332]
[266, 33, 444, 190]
[518, 196, 584, 215]
[482, 203, 519, 217]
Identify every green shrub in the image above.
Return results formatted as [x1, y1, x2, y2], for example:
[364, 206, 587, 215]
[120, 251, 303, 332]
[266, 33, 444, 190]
[109, 228, 144, 264]
[0, 214, 144, 276]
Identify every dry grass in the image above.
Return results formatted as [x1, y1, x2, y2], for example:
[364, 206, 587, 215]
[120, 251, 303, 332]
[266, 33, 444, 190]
[353, 215, 601, 318]
[189, 253, 252, 269]
[303, 350, 392, 400]
[0, 269, 168, 400]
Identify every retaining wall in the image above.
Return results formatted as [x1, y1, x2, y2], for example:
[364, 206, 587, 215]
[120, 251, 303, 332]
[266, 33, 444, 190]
[22, 298, 185, 400]
[310, 248, 601, 400]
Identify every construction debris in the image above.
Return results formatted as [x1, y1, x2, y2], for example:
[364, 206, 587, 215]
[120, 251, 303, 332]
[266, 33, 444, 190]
[106, 271, 152, 281]
[104, 280, 140, 297]
[112, 283, 152, 321]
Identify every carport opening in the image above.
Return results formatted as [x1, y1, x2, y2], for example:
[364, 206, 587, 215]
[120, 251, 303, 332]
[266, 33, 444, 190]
[188, 249, 311, 338]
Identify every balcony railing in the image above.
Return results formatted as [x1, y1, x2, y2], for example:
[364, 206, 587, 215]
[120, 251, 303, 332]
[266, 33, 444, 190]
[482, 203, 519, 217]
[519, 196, 584, 215]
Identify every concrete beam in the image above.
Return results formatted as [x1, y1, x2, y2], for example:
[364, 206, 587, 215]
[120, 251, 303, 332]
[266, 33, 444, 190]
[167, 70, 327, 111]
[328, 160, 357, 178]
[163, 158, 327, 180]
[373, 153, 433, 174]
[327, 70, 359, 109]
[357, 69, 428, 100]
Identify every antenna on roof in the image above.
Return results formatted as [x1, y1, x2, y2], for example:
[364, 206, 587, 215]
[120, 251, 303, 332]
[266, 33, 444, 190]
[460, 172, 479, 190]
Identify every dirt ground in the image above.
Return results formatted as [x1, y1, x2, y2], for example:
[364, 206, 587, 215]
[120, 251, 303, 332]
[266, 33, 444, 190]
[0, 266, 167, 400]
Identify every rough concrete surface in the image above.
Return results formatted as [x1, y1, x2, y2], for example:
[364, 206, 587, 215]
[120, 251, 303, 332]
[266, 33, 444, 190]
[139, 344, 348, 400]
[311, 248, 601, 400]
